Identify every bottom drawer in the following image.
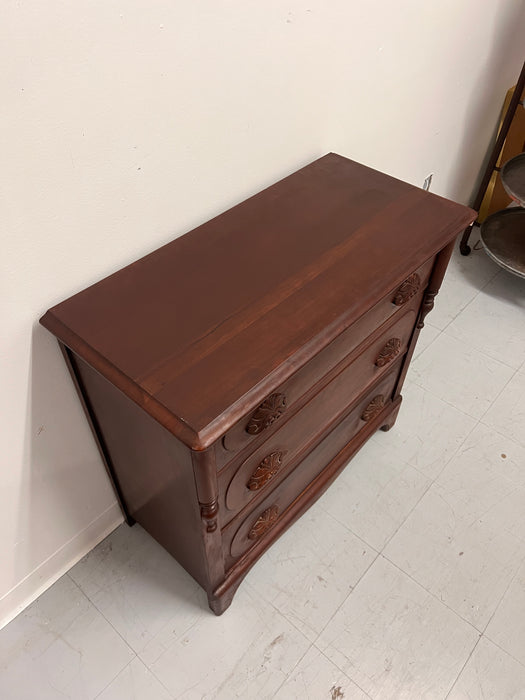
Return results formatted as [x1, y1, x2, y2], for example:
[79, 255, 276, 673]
[222, 366, 399, 567]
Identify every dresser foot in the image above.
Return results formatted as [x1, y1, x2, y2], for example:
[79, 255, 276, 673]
[207, 583, 240, 616]
[379, 397, 402, 432]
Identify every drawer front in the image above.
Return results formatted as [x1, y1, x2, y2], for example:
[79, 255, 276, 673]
[223, 367, 399, 565]
[220, 256, 434, 458]
[220, 307, 415, 521]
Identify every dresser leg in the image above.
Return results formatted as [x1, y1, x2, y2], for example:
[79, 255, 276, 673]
[379, 397, 402, 432]
[207, 583, 240, 616]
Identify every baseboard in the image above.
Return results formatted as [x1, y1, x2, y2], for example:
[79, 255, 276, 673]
[0, 502, 124, 630]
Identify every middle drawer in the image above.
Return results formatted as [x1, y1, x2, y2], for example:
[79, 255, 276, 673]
[218, 306, 416, 525]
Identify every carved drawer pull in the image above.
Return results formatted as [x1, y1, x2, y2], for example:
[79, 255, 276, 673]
[361, 395, 385, 422]
[375, 338, 401, 367]
[248, 505, 279, 541]
[246, 393, 287, 435]
[247, 451, 283, 491]
[393, 273, 421, 306]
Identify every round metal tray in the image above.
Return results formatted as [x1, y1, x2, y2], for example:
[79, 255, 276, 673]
[501, 152, 525, 207]
[480, 208, 525, 278]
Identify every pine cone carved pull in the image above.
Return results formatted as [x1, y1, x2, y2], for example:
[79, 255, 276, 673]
[375, 338, 401, 367]
[247, 452, 283, 491]
[393, 273, 420, 305]
[248, 505, 279, 541]
[246, 393, 287, 435]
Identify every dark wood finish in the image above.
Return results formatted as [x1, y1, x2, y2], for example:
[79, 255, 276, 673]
[246, 452, 284, 492]
[71, 355, 212, 591]
[40, 154, 475, 614]
[245, 394, 287, 436]
[58, 343, 135, 526]
[393, 273, 421, 305]
[225, 366, 400, 564]
[220, 309, 417, 523]
[219, 256, 434, 462]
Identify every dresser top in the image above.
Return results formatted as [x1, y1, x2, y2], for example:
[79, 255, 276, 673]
[40, 154, 475, 448]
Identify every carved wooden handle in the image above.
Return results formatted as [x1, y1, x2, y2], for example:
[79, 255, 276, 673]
[248, 505, 279, 540]
[246, 393, 287, 435]
[361, 395, 385, 422]
[247, 451, 283, 491]
[375, 338, 401, 367]
[393, 273, 421, 306]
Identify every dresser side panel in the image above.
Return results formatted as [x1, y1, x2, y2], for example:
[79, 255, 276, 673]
[70, 353, 210, 591]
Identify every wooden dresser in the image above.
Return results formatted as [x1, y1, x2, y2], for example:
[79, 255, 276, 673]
[40, 154, 475, 614]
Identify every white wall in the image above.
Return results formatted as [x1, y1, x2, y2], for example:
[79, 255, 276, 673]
[2, 0, 524, 627]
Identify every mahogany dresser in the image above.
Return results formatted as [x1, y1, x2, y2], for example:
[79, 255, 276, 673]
[40, 154, 475, 614]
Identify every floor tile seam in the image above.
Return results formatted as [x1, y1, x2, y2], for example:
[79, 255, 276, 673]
[128, 657, 177, 700]
[405, 416, 481, 483]
[427, 310, 459, 335]
[315, 505, 383, 554]
[138, 595, 310, 699]
[443, 632, 482, 700]
[311, 640, 348, 689]
[439, 325, 520, 372]
[405, 371, 492, 423]
[311, 640, 376, 700]
[481, 262, 503, 285]
[444, 271, 525, 327]
[444, 328, 525, 373]
[374, 446, 436, 484]
[461, 253, 502, 291]
[480, 546, 525, 637]
[379, 554, 484, 634]
[482, 632, 525, 671]
[66, 572, 138, 658]
[435, 274, 490, 330]
[470, 418, 525, 460]
[269, 641, 315, 698]
[321, 507, 381, 555]
[431, 265, 496, 332]
[320, 474, 436, 560]
[478, 417, 525, 451]
[434, 253, 501, 328]
[28, 575, 98, 644]
[315, 645, 373, 699]
[249, 587, 321, 650]
[412, 324, 443, 360]
[92, 655, 137, 700]
[378, 474, 436, 553]
[407, 376, 499, 422]
[420, 426, 525, 514]
[425, 319, 442, 332]
[204, 595, 314, 700]
[475, 364, 522, 423]
[309, 550, 381, 647]
[382, 412, 481, 523]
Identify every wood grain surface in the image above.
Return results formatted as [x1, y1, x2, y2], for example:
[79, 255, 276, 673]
[40, 154, 475, 449]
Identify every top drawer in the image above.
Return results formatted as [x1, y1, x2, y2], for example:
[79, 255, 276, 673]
[218, 255, 434, 460]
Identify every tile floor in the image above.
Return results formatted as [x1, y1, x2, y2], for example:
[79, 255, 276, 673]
[1, 239, 525, 699]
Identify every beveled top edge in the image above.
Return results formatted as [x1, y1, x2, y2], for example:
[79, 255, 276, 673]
[40, 153, 476, 449]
